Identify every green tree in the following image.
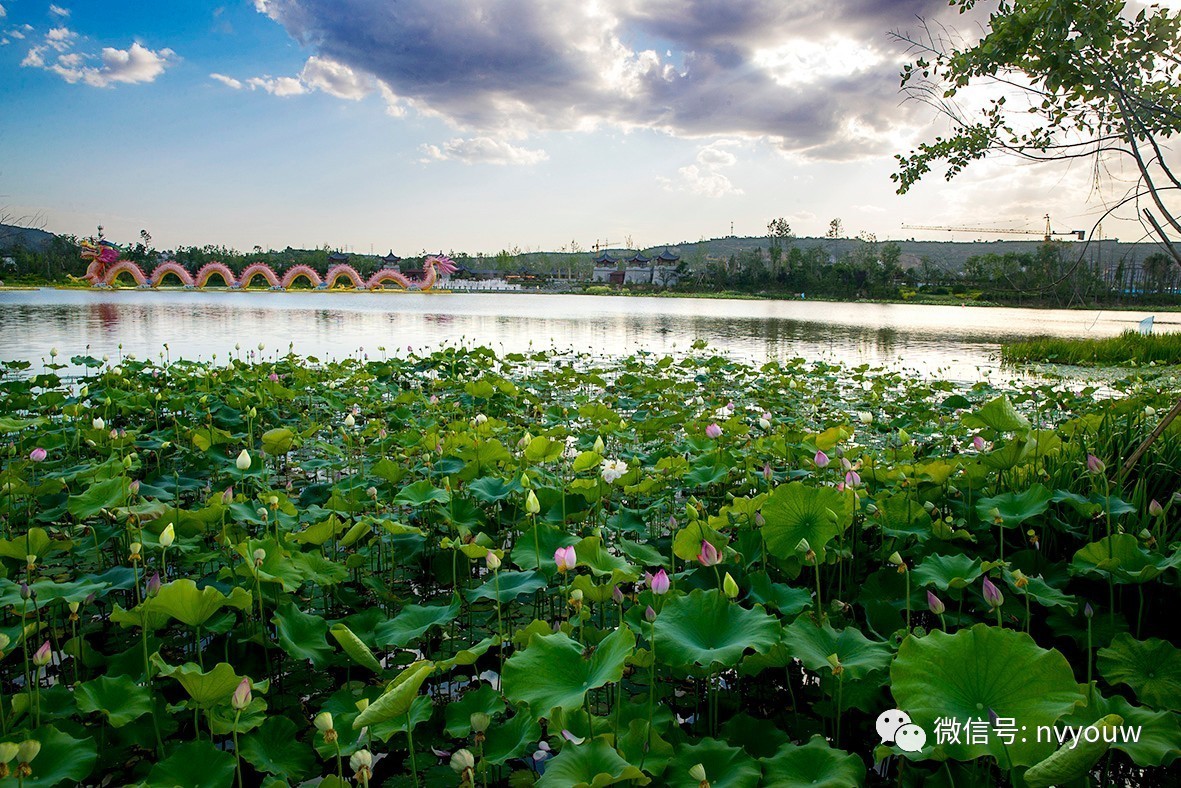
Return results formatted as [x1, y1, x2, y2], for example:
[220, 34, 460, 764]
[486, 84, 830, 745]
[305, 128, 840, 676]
[893, 0, 1181, 266]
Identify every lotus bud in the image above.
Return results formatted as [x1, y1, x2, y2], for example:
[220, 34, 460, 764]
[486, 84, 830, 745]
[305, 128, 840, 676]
[1012, 569, 1029, 589]
[28, 447, 47, 463]
[19, 582, 30, 601]
[723, 572, 739, 599]
[236, 449, 251, 470]
[888, 551, 904, 567]
[648, 568, 670, 595]
[525, 490, 541, 515]
[129, 542, 142, 563]
[248, 407, 257, 418]
[450, 748, 475, 774]
[147, 571, 161, 597]
[1086, 454, 1105, 474]
[159, 523, 175, 548]
[982, 575, 1003, 608]
[612, 585, 624, 605]
[343, 413, 355, 428]
[485, 552, 502, 571]
[685, 502, 698, 522]
[795, 538, 811, 555]
[554, 546, 577, 573]
[844, 470, 861, 487]
[1149, 499, 1164, 517]
[33, 640, 52, 667]
[814, 450, 829, 468]
[705, 423, 722, 439]
[697, 540, 721, 567]
[93, 416, 105, 430]
[232, 677, 252, 710]
[1084, 602, 1094, 619]
[592, 435, 605, 455]
[645, 605, 657, 622]
[927, 590, 945, 616]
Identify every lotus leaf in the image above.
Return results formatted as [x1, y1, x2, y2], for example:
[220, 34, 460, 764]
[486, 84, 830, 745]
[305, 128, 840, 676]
[147, 740, 236, 788]
[329, 623, 383, 673]
[655, 589, 780, 668]
[503, 626, 635, 717]
[272, 602, 333, 667]
[761, 482, 849, 559]
[913, 553, 983, 590]
[375, 598, 461, 648]
[147, 579, 253, 628]
[1071, 535, 1181, 584]
[760, 736, 866, 787]
[467, 570, 547, 604]
[976, 484, 1053, 527]
[536, 738, 650, 787]
[151, 655, 268, 708]
[670, 738, 761, 788]
[75, 675, 152, 727]
[353, 661, 434, 728]
[1097, 634, 1181, 710]
[239, 715, 316, 778]
[783, 619, 892, 681]
[891, 624, 1085, 765]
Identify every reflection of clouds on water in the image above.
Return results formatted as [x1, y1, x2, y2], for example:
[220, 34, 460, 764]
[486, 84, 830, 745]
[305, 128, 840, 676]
[0, 289, 1168, 382]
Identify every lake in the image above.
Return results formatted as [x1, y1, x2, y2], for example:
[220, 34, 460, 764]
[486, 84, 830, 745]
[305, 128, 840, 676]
[0, 288, 1168, 379]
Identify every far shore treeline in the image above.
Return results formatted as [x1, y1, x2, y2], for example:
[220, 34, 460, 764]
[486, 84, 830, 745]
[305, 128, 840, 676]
[2, 221, 1179, 308]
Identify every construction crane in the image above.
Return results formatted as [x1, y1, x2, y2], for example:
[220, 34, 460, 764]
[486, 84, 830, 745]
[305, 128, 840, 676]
[902, 214, 1085, 242]
[591, 240, 623, 253]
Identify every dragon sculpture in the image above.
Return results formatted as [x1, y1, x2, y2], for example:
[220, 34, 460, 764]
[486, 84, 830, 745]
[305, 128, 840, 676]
[77, 238, 456, 291]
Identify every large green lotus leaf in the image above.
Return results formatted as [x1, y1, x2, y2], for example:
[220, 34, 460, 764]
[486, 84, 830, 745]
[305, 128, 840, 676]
[1004, 572, 1077, 614]
[368, 693, 433, 743]
[467, 570, 547, 604]
[436, 634, 500, 672]
[761, 482, 849, 559]
[146, 739, 236, 787]
[718, 714, 789, 758]
[655, 589, 780, 669]
[1097, 634, 1181, 710]
[67, 477, 129, 520]
[239, 715, 315, 778]
[467, 475, 522, 502]
[444, 684, 505, 737]
[575, 535, 638, 581]
[151, 655, 268, 708]
[744, 573, 812, 617]
[912, 553, 983, 590]
[260, 427, 294, 455]
[394, 479, 450, 507]
[891, 624, 1085, 766]
[329, 623, 383, 673]
[148, 579, 253, 628]
[1063, 687, 1181, 767]
[524, 436, 565, 463]
[975, 484, 1052, 527]
[616, 718, 674, 777]
[375, 598, 461, 648]
[291, 515, 346, 546]
[760, 736, 866, 787]
[9, 725, 97, 786]
[1071, 535, 1181, 584]
[503, 626, 635, 718]
[782, 619, 892, 682]
[669, 738, 761, 788]
[981, 437, 1033, 470]
[1052, 489, 1103, 518]
[75, 675, 152, 727]
[272, 602, 333, 668]
[353, 661, 434, 728]
[962, 395, 1030, 432]
[0, 527, 72, 561]
[536, 738, 650, 787]
[0, 576, 109, 609]
[484, 708, 542, 765]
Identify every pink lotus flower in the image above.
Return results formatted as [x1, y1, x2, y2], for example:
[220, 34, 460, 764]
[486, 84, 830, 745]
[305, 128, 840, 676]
[33, 640, 52, 667]
[845, 470, 861, 487]
[28, 448, 47, 463]
[221, 487, 234, 504]
[705, 423, 722, 439]
[763, 462, 773, 481]
[554, 546, 577, 573]
[268, 373, 279, 382]
[644, 605, 656, 622]
[146, 571, 162, 597]
[972, 435, 986, 451]
[232, 677, 252, 710]
[647, 569, 670, 595]
[927, 590, 945, 616]
[982, 575, 1003, 608]
[1149, 499, 1164, 517]
[697, 540, 721, 567]
[1087, 454, 1105, 474]
[814, 450, 829, 468]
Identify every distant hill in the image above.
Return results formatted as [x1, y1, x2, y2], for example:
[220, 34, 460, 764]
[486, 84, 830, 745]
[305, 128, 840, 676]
[0, 223, 56, 253]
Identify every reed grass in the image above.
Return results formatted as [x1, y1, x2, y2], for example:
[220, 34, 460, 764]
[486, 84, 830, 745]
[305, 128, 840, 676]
[1002, 330, 1181, 366]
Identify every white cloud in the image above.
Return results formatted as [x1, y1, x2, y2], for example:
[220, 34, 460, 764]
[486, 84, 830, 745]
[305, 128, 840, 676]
[20, 22, 177, 87]
[45, 26, 75, 51]
[660, 141, 744, 197]
[420, 137, 549, 166]
[210, 72, 242, 89]
[246, 75, 306, 96]
[0, 5, 7, 19]
[300, 56, 370, 100]
[49, 5, 69, 17]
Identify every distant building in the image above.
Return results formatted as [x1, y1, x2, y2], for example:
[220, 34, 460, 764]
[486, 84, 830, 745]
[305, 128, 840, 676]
[592, 251, 621, 283]
[379, 252, 402, 270]
[592, 248, 681, 285]
[327, 252, 350, 264]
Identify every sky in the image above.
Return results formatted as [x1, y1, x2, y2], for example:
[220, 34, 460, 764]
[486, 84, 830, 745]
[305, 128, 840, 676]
[0, 0, 1174, 255]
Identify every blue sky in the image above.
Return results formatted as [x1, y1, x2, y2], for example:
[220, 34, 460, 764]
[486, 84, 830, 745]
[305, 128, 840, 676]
[0, 1, 1166, 255]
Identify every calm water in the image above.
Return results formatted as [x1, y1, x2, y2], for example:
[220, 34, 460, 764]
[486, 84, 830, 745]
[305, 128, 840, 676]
[0, 288, 1170, 379]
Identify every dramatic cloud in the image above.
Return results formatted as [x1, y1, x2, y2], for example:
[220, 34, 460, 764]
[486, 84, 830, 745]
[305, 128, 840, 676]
[660, 141, 743, 197]
[420, 137, 549, 166]
[213, 56, 371, 100]
[253, 0, 962, 159]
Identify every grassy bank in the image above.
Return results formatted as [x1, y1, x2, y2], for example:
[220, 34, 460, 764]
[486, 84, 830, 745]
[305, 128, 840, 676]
[1002, 330, 1181, 366]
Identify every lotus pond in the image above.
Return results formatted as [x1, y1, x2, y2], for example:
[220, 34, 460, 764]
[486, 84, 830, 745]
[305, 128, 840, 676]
[0, 346, 1178, 786]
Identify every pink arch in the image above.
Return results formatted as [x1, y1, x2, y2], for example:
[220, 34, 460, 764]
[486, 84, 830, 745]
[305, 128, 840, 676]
[366, 268, 412, 290]
[238, 262, 280, 289]
[325, 264, 364, 289]
[281, 265, 323, 289]
[103, 260, 147, 287]
[150, 261, 195, 288]
[195, 262, 235, 288]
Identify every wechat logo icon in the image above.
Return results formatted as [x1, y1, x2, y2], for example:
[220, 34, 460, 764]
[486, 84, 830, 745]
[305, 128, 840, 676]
[876, 709, 927, 753]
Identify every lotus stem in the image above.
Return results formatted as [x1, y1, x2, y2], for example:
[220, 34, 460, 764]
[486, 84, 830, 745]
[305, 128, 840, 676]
[405, 712, 420, 788]
[233, 710, 244, 788]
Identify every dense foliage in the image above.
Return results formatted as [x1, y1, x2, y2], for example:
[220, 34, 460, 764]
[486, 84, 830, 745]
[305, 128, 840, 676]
[0, 345, 1179, 786]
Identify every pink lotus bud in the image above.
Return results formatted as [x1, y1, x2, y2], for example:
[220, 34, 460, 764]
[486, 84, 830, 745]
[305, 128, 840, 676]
[612, 585, 624, 605]
[430, 394, 439, 405]
[28, 448, 47, 463]
[221, 487, 233, 504]
[697, 540, 721, 567]
[1084, 602, 1094, 619]
[232, 677, 252, 710]
[982, 575, 1003, 608]
[705, 423, 722, 439]
[554, 546, 577, 573]
[763, 462, 773, 481]
[814, 450, 829, 468]
[1087, 454, 1105, 474]
[972, 435, 986, 451]
[33, 640, 52, 667]
[128, 479, 140, 495]
[844, 470, 861, 487]
[1149, 499, 1164, 517]
[268, 373, 279, 382]
[841, 457, 852, 472]
[927, 590, 945, 616]
[146, 571, 161, 597]
[647, 569, 670, 595]
[644, 605, 656, 622]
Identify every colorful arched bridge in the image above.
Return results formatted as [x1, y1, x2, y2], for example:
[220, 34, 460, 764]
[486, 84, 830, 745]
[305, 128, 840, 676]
[78, 240, 457, 291]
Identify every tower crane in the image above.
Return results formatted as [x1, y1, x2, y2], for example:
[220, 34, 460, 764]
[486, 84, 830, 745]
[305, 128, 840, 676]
[902, 214, 1085, 242]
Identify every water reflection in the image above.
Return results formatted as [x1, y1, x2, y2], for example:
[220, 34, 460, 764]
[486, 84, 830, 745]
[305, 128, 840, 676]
[0, 288, 1167, 381]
